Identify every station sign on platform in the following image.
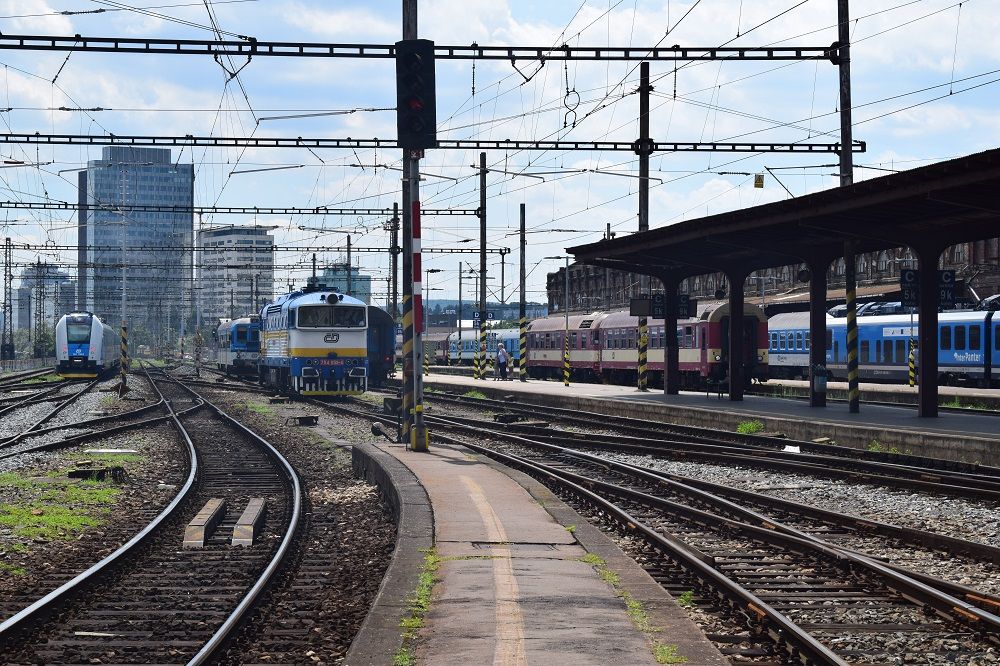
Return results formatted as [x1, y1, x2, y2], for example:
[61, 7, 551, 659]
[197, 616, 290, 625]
[629, 294, 695, 319]
[899, 269, 956, 308]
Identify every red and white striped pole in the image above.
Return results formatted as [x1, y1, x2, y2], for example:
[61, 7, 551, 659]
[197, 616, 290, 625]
[410, 157, 428, 451]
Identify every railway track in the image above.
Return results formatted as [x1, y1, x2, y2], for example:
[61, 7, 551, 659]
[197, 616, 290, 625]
[389, 385, 1000, 486]
[0, 368, 302, 665]
[305, 393, 1000, 663]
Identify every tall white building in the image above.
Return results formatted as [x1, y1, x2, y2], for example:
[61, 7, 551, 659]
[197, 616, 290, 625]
[197, 226, 274, 326]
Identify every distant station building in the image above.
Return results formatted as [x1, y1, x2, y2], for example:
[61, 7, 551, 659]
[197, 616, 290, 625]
[320, 264, 372, 304]
[197, 225, 275, 324]
[548, 240, 1000, 315]
[77, 146, 194, 342]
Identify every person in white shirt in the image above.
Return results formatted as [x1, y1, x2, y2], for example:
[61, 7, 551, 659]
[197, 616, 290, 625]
[497, 343, 509, 381]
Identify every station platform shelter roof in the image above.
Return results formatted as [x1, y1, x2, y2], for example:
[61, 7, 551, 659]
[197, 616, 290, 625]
[569, 148, 1000, 279]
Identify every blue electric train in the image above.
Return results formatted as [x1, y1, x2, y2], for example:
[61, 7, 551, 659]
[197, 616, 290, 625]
[768, 310, 999, 386]
[367, 305, 396, 387]
[447, 327, 521, 365]
[214, 316, 261, 376]
[54, 312, 121, 378]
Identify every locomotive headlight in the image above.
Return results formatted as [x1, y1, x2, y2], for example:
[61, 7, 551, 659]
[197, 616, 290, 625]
[714, 354, 721, 361]
[758, 355, 764, 362]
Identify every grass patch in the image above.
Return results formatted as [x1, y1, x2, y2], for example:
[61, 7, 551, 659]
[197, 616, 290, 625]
[867, 439, 900, 454]
[0, 471, 120, 542]
[394, 548, 441, 665]
[565, 524, 576, 534]
[462, 390, 487, 400]
[68, 451, 142, 466]
[245, 399, 275, 417]
[23, 373, 63, 384]
[736, 419, 765, 435]
[0, 562, 26, 576]
[579, 553, 687, 664]
[676, 590, 696, 608]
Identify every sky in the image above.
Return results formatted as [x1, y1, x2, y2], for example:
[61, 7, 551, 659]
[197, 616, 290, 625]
[0, 0, 998, 309]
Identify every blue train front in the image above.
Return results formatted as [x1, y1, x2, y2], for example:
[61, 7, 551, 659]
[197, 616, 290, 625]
[215, 316, 261, 376]
[259, 286, 368, 395]
[54, 312, 121, 378]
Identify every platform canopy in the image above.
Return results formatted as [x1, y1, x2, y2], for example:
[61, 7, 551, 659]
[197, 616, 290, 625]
[569, 147, 1000, 279]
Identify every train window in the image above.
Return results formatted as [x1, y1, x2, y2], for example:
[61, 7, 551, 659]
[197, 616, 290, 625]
[833, 340, 840, 363]
[795, 332, 804, 350]
[996, 325, 1000, 351]
[882, 340, 892, 364]
[779, 332, 787, 350]
[970, 325, 981, 350]
[860, 340, 870, 361]
[593, 331, 600, 345]
[895, 340, 906, 361]
[955, 325, 966, 350]
[940, 326, 951, 350]
[805, 332, 810, 351]
[544, 333, 551, 349]
[875, 340, 881, 361]
[826, 330, 833, 351]
[571, 332, 578, 349]
[769, 333, 777, 350]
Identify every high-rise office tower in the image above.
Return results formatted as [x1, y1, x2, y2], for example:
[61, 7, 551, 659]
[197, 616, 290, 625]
[197, 225, 275, 325]
[77, 147, 193, 345]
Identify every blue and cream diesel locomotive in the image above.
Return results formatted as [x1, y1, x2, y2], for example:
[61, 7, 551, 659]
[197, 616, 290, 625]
[54, 312, 121, 378]
[258, 285, 368, 395]
[215, 316, 261, 376]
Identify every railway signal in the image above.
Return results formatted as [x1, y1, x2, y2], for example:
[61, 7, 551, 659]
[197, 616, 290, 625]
[395, 39, 437, 150]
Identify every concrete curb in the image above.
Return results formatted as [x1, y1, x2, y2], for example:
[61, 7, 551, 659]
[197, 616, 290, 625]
[346, 442, 433, 666]
[467, 448, 730, 666]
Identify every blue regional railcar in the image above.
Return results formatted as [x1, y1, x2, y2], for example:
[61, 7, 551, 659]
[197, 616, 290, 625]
[768, 310, 999, 386]
[55, 312, 121, 378]
[215, 316, 261, 376]
[259, 287, 368, 395]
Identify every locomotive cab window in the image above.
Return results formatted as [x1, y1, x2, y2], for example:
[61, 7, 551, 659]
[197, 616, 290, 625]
[236, 328, 248, 343]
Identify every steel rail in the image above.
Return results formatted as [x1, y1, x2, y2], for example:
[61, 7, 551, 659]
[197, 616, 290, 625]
[0, 383, 66, 417]
[0, 371, 199, 640]
[0, 378, 102, 448]
[0, 368, 54, 387]
[416, 387, 1000, 478]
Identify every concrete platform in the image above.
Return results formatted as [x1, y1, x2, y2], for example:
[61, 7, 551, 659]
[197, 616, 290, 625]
[369, 440, 727, 666]
[423, 374, 1000, 466]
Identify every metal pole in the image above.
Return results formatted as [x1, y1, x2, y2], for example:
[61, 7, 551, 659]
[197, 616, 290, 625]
[837, 0, 859, 414]
[636, 60, 651, 391]
[346, 234, 353, 296]
[478, 151, 487, 382]
[391, 203, 399, 321]
[519, 203, 527, 381]
[563, 256, 570, 387]
[458, 263, 462, 366]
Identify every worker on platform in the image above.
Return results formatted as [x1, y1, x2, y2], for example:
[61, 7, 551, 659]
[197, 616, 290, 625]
[497, 343, 510, 381]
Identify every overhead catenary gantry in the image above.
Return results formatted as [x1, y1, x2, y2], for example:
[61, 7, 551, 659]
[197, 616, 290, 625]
[0, 34, 843, 62]
[0, 202, 478, 216]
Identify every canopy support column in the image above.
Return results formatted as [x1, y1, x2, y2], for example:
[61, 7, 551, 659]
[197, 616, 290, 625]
[917, 245, 943, 417]
[728, 271, 747, 401]
[808, 259, 831, 407]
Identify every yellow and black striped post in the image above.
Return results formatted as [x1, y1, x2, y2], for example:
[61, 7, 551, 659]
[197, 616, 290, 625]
[423, 339, 430, 375]
[401, 294, 413, 444]
[908, 339, 916, 388]
[118, 322, 129, 397]
[473, 335, 481, 379]
[845, 244, 860, 413]
[518, 316, 527, 381]
[194, 330, 202, 378]
[562, 328, 570, 386]
[637, 319, 649, 391]
[478, 322, 487, 381]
